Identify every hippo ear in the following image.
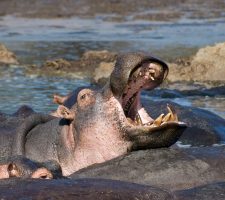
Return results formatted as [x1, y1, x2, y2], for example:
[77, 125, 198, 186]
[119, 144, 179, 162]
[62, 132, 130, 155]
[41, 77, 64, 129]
[0, 163, 21, 179]
[8, 163, 20, 177]
[57, 105, 75, 120]
[0, 164, 10, 179]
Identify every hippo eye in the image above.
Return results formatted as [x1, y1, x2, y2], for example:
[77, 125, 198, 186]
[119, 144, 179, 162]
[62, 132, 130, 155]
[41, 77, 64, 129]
[80, 94, 86, 100]
[77, 89, 95, 106]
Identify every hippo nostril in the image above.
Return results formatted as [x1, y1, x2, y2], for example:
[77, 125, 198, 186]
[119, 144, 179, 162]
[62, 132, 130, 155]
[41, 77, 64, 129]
[38, 172, 53, 179]
[31, 168, 53, 179]
[40, 174, 48, 179]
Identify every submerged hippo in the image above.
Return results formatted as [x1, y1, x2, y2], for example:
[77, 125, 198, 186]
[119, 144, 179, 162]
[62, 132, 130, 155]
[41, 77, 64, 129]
[0, 156, 63, 179]
[0, 53, 186, 176]
[0, 178, 173, 200]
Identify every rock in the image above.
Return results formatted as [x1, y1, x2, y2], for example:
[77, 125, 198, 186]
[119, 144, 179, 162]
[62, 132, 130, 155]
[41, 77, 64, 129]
[43, 59, 72, 70]
[36, 50, 117, 79]
[191, 42, 225, 81]
[167, 42, 225, 82]
[0, 178, 173, 200]
[77, 50, 116, 78]
[0, 44, 18, 65]
[93, 61, 115, 83]
[70, 146, 225, 191]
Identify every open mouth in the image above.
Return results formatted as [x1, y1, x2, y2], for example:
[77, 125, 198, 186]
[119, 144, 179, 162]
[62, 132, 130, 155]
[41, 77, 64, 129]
[121, 61, 182, 128]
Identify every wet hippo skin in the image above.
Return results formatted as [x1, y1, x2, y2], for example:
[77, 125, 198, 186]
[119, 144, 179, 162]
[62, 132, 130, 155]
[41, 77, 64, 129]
[71, 146, 225, 191]
[174, 182, 225, 200]
[0, 178, 174, 200]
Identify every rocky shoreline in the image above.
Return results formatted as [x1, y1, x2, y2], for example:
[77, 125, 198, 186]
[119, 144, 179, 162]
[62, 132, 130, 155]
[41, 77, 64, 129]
[1, 42, 224, 86]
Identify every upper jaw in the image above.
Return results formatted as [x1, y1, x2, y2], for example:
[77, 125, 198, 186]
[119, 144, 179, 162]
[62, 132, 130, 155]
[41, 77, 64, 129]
[110, 53, 169, 99]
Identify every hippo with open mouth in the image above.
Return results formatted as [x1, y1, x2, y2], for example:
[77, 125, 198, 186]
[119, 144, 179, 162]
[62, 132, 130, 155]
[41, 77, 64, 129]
[0, 52, 186, 176]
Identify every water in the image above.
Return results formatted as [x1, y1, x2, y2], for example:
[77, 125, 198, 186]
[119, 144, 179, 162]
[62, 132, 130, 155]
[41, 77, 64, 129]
[0, 66, 90, 114]
[0, 15, 224, 119]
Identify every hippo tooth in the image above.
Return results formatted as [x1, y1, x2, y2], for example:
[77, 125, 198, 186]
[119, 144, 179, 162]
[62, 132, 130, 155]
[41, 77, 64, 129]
[150, 75, 155, 81]
[153, 114, 164, 126]
[134, 113, 143, 125]
[162, 113, 172, 123]
[167, 105, 178, 122]
[149, 69, 155, 74]
[137, 107, 154, 125]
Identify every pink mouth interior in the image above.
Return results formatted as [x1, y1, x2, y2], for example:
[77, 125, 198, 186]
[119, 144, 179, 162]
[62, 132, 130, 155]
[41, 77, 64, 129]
[121, 62, 164, 125]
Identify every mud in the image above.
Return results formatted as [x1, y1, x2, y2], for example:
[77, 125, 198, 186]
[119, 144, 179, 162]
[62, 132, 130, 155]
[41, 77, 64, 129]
[0, 0, 225, 22]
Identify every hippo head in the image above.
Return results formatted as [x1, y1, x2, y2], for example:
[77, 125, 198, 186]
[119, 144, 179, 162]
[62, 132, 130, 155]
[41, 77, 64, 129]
[56, 53, 186, 174]
[0, 157, 53, 179]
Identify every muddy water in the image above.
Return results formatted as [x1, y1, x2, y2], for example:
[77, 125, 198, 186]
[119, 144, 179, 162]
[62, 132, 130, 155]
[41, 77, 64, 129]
[0, 16, 224, 119]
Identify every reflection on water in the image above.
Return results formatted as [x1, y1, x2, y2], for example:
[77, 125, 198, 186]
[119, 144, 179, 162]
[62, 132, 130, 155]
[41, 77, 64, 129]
[0, 67, 89, 114]
[0, 16, 225, 47]
[173, 97, 225, 119]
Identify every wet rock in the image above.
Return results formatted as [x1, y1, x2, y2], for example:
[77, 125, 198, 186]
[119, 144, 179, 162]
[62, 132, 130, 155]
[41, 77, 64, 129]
[175, 182, 225, 200]
[0, 178, 173, 200]
[71, 146, 225, 191]
[93, 61, 115, 83]
[32, 50, 117, 79]
[167, 42, 225, 83]
[43, 58, 72, 70]
[191, 42, 225, 81]
[77, 50, 116, 78]
[0, 44, 18, 65]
